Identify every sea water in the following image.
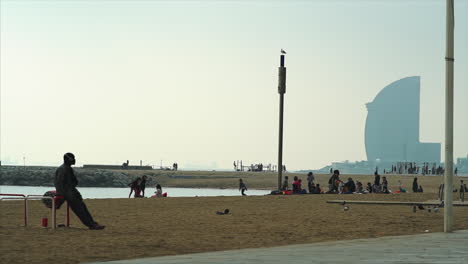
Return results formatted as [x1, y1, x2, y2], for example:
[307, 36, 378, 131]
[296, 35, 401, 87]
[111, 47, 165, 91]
[0, 185, 270, 199]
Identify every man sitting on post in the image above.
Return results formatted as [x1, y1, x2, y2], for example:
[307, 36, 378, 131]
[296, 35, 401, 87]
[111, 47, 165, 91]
[55, 153, 105, 230]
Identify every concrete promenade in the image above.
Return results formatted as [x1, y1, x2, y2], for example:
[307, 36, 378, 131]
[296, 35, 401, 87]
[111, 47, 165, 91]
[88, 230, 468, 264]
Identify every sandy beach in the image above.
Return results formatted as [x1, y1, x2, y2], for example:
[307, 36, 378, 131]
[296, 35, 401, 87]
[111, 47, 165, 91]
[1, 173, 467, 264]
[114, 170, 465, 192]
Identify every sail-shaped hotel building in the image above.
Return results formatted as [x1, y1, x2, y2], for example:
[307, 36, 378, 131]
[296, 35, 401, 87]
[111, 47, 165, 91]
[365, 76, 440, 163]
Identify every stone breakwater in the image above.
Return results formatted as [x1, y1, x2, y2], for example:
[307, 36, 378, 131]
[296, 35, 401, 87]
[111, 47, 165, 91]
[83, 164, 153, 170]
[0, 166, 157, 187]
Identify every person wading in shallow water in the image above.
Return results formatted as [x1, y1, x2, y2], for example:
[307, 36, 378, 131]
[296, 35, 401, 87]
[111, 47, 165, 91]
[54, 153, 105, 230]
[239, 179, 248, 196]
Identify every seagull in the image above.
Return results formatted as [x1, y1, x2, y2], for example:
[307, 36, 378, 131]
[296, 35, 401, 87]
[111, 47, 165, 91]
[281, 49, 287, 54]
[342, 201, 349, 211]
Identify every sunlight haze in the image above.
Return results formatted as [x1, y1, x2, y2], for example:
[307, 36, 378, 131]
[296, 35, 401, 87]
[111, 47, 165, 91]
[1, 0, 467, 170]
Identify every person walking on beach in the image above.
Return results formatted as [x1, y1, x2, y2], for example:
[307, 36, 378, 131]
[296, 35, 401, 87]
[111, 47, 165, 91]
[281, 176, 289, 191]
[54, 153, 105, 230]
[373, 172, 381, 192]
[412, 177, 419, 193]
[239, 179, 248, 196]
[307, 172, 315, 193]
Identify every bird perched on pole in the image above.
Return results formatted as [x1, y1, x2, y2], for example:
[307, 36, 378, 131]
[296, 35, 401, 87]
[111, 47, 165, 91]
[281, 49, 287, 54]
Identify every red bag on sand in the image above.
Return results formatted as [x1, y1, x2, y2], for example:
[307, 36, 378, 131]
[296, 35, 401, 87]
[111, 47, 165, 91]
[162, 192, 167, 197]
[283, 190, 293, 195]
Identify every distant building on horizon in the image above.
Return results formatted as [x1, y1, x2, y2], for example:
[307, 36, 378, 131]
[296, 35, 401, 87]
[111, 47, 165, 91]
[365, 76, 440, 164]
[456, 154, 468, 173]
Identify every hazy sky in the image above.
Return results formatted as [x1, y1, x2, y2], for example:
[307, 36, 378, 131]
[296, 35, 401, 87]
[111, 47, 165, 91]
[1, 0, 467, 170]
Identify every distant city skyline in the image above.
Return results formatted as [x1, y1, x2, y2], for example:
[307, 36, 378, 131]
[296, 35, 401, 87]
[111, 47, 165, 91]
[1, 1, 467, 170]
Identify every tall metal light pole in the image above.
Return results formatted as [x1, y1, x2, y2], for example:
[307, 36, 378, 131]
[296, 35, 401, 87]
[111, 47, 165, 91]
[444, 0, 455, 233]
[277, 51, 287, 190]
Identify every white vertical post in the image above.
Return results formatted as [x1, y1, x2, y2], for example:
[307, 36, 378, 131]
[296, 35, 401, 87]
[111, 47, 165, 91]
[444, 0, 455, 233]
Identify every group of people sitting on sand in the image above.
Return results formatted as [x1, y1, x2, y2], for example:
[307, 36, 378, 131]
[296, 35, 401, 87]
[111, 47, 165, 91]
[325, 170, 365, 194]
[280, 172, 323, 194]
[128, 176, 167, 198]
[278, 170, 424, 195]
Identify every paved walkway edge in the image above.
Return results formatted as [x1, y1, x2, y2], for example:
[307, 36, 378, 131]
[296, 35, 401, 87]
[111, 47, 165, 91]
[86, 230, 468, 264]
